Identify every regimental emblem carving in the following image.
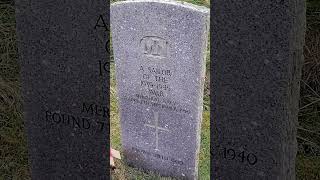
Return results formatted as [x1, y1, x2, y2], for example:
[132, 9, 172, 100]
[140, 36, 168, 58]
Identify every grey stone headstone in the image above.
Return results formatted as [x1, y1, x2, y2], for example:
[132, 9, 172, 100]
[15, 1, 110, 179]
[111, 0, 209, 179]
[211, 0, 306, 179]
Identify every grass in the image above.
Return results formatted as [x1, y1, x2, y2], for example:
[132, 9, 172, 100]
[111, 0, 210, 6]
[0, 1, 30, 179]
[296, 155, 320, 180]
[297, 2, 320, 159]
[0, 0, 319, 179]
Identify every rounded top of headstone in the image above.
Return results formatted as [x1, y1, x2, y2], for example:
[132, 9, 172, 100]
[111, 0, 209, 15]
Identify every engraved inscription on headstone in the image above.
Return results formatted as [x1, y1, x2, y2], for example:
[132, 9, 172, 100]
[145, 112, 170, 151]
[111, 1, 209, 179]
[211, 0, 306, 179]
[15, 0, 110, 179]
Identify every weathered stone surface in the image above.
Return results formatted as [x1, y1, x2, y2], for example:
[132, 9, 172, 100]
[211, 0, 306, 179]
[15, 1, 110, 179]
[111, 1, 209, 179]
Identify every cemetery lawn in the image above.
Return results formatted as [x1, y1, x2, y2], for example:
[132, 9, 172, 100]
[0, 0, 319, 179]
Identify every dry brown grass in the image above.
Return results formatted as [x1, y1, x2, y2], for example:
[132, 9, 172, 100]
[297, 6, 320, 157]
[302, 30, 320, 91]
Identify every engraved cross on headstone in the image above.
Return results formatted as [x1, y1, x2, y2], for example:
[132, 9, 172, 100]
[145, 112, 169, 151]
